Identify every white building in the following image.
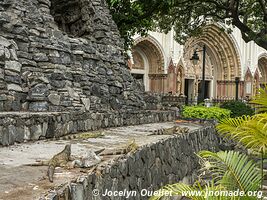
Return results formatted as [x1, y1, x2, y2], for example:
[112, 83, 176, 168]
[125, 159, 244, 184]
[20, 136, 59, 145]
[129, 23, 267, 101]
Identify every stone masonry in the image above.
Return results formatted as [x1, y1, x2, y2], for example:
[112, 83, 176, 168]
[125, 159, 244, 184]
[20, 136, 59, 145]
[0, 0, 176, 145]
[0, 0, 146, 112]
[42, 125, 224, 200]
[0, 110, 175, 145]
[1, 121, 236, 200]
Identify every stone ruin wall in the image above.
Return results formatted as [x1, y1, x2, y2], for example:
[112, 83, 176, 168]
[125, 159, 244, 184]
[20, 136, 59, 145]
[42, 125, 229, 200]
[0, 0, 177, 146]
[0, 0, 146, 113]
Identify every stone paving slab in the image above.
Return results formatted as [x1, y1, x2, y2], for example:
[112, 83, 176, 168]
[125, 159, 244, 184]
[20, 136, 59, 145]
[0, 121, 202, 200]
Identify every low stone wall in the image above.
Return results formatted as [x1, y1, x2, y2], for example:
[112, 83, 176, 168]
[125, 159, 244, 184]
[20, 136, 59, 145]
[42, 125, 223, 200]
[0, 110, 175, 146]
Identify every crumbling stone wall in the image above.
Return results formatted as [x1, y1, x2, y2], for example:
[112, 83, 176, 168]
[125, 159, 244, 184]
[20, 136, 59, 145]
[42, 125, 224, 200]
[0, 0, 146, 112]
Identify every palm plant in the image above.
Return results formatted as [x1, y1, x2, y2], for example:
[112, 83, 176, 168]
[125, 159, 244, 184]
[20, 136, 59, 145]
[216, 86, 267, 155]
[216, 86, 267, 191]
[149, 151, 262, 200]
[150, 88, 267, 200]
[150, 181, 227, 200]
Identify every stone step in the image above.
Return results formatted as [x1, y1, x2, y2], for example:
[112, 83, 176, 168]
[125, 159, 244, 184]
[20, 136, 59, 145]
[0, 110, 176, 146]
[0, 122, 214, 200]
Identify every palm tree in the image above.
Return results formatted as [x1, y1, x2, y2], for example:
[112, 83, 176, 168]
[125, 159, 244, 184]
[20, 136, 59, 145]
[149, 151, 262, 200]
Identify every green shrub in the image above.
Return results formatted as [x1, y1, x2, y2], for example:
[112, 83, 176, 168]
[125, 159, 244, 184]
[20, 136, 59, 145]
[220, 101, 254, 117]
[182, 106, 231, 121]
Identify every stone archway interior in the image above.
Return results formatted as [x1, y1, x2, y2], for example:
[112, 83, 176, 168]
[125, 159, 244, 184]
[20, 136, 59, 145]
[259, 57, 267, 85]
[131, 37, 165, 92]
[184, 24, 241, 98]
[132, 51, 145, 70]
[132, 38, 164, 73]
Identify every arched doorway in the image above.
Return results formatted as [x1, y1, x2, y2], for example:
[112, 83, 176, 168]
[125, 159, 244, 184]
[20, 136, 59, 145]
[184, 24, 241, 100]
[131, 36, 165, 92]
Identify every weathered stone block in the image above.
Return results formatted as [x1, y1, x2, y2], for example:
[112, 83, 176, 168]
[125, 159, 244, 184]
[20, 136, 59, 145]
[5, 60, 21, 72]
[0, 94, 7, 101]
[7, 125, 16, 145]
[81, 98, 90, 111]
[30, 124, 43, 140]
[0, 36, 11, 47]
[7, 83, 22, 92]
[48, 93, 61, 105]
[70, 183, 84, 200]
[33, 53, 48, 62]
[29, 102, 48, 111]
[23, 126, 31, 141]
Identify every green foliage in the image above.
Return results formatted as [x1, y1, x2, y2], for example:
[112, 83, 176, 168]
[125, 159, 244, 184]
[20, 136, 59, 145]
[182, 106, 231, 121]
[150, 87, 267, 200]
[199, 151, 262, 193]
[217, 86, 267, 155]
[106, 0, 162, 48]
[217, 114, 267, 155]
[150, 151, 262, 200]
[250, 86, 267, 113]
[220, 101, 254, 117]
[150, 181, 225, 200]
[106, 0, 267, 50]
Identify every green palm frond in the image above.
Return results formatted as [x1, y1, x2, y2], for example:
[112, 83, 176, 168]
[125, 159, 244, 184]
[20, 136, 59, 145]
[216, 115, 252, 135]
[198, 150, 262, 196]
[253, 113, 267, 125]
[250, 86, 267, 113]
[149, 181, 230, 200]
[216, 114, 267, 154]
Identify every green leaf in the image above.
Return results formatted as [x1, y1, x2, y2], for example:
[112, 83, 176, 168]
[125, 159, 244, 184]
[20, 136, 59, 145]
[198, 150, 262, 195]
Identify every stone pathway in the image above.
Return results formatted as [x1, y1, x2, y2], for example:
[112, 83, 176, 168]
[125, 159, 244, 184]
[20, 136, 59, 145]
[0, 121, 202, 200]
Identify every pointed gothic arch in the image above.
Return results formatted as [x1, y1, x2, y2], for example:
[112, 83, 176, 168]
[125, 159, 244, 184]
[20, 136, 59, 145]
[184, 24, 242, 98]
[132, 36, 165, 73]
[131, 36, 166, 92]
[258, 55, 267, 87]
[244, 68, 253, 97]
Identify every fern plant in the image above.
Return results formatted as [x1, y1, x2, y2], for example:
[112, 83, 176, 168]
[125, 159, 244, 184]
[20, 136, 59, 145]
[251, 86, 267, 113]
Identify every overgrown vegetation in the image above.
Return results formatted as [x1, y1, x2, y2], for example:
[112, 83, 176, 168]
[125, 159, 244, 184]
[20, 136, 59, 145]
[182, 106, 231, 121]
[220, 101, 254, 117]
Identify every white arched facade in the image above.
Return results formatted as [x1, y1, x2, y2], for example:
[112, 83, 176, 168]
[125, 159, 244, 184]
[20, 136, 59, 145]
[130, 23, 267, 99]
